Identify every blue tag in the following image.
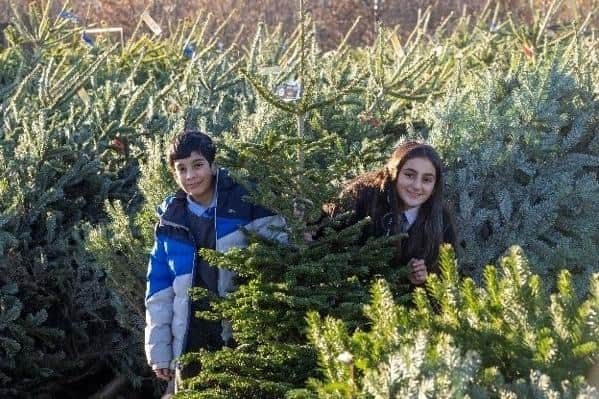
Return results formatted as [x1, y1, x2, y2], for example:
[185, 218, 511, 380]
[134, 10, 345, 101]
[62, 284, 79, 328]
[82, 32, 94, 46]
[59, 11, 80, 23]
[183, 44, 195, 59]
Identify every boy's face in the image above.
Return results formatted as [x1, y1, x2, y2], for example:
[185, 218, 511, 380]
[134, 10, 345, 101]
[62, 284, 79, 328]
[172, 151, 215, 205]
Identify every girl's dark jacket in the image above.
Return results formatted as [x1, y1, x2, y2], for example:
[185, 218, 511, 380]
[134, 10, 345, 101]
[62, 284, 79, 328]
[324, 172, 456, 275]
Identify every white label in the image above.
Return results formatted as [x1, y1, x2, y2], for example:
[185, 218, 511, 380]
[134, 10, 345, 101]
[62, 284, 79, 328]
[142, 12, 162, 36]
[259, 66, 283, 75]
[389, 33, 404, 58]
[77, 88, 90, 106]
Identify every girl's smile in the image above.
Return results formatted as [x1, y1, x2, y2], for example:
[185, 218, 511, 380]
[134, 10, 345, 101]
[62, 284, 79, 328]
[396, 157, 436, 210]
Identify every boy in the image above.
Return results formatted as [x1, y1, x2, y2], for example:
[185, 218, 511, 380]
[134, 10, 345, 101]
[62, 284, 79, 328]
[144, 131, 286, 393]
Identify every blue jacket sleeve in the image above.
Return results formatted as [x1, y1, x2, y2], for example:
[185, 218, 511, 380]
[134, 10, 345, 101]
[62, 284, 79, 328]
[144, 232, 175, 370]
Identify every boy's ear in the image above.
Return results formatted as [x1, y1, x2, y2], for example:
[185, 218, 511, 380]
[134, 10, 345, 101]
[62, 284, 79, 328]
[211, 163, 217, 175]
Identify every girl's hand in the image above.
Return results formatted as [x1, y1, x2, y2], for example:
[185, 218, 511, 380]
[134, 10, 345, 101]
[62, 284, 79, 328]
[303, 231, 315, 243]
[408, 258, 428, 285]
[154, 368, 173, 381]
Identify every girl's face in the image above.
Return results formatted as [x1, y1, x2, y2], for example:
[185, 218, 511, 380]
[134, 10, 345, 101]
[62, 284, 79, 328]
[396, 157, 436, 210]
[173, 151, 215, 205]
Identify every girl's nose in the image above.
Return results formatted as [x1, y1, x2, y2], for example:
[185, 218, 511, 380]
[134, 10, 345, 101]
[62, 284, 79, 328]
[412, 178, 423, 191]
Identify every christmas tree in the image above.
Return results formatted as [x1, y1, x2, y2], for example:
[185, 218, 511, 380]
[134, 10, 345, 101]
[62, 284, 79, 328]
[427, 55, 599, 292]
[1, 0, 597, 397]
[296, 245, 599, 398]
[0, 3, 143, 395]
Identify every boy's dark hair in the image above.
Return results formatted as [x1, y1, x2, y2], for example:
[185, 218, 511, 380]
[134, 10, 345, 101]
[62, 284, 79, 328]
[168, 130, 216, 169]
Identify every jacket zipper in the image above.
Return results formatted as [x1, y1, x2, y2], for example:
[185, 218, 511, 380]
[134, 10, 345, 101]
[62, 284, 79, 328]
[180, 169, 220, 359]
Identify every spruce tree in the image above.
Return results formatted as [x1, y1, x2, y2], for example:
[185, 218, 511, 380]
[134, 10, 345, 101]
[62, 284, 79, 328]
[1, 1, 593, 397]
[0, 71, 140, 398]
[427, 56, 599, 292]
[0, 1, 178, 396]
[296, 245, 599, 398]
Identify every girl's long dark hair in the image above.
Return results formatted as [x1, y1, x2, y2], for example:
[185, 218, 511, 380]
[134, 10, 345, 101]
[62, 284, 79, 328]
[354, 141, 447, 269]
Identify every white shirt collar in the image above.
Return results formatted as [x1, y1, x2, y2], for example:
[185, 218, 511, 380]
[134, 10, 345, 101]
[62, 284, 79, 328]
[403, 206, 420, 228]
[186, 192, 217, 217]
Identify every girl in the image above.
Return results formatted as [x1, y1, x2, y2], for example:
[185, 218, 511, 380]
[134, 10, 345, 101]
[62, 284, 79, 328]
[326, 141, 456, 286]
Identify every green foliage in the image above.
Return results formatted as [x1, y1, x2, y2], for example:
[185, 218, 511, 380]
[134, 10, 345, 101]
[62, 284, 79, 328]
[175, 219, 407, 397]
[177, 344, 313, 399]
[427, 245, 599, 383]
[0, 109, 139, 396]
[428, 56, 599, 291]
[1, 0, 597, 397]
[297, 245, 599, 398]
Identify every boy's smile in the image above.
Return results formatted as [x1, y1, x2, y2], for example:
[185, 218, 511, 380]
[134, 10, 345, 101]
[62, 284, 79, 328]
[173, 151, 215, 206]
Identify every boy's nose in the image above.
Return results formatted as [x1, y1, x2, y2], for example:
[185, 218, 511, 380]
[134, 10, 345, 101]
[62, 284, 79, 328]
[185, 171, 196, 179]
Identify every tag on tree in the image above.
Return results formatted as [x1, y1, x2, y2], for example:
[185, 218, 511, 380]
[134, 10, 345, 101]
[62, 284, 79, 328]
[276, 79, 302, 102]
[141, 12, 162, 36]
[77, 87, 90, 106]
[183, 43, 195, 59]
[389, 33, 405, 58]
[83, 27, 124, 49]
[259, 66, 283, 75]
[58, 11, 80, 23]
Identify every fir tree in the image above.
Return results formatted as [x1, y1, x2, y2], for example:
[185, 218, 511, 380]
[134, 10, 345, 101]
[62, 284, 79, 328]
[170, 7, 413, 396]
[2, 1, 595, 397]
[173, 220, 405, 398]
[427, 56, 599, 292]
[296, 245, 599, 398]
[0, 1, 176, 396]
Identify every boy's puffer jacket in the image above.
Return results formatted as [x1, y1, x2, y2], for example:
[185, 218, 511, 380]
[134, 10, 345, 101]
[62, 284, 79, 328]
[144, 168, 286, 370]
